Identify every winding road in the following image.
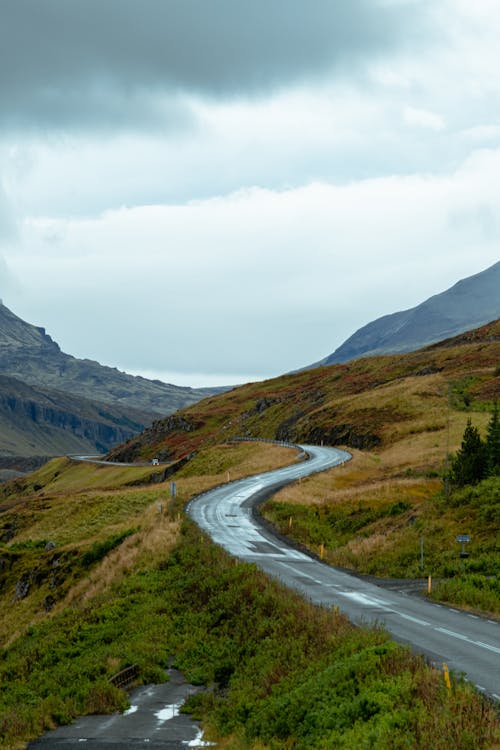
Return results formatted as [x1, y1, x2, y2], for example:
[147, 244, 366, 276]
[187, 444, 500, 701]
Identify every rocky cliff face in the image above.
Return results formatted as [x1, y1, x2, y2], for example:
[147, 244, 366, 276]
[318, 260, 500, 365]
[0, 374, 149, 458]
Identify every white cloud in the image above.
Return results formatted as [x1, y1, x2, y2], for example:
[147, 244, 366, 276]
[6, 147, 499, 379]
[2, 1, 500, 385]
[403, 106, 445, 131]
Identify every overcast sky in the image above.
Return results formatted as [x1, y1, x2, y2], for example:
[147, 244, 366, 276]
[1, 1, 499, 386]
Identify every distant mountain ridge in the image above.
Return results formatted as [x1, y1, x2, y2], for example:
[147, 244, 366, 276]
[319, 260, 500, 365]
[0, 302, 221, 415]
[0, 302, 225, 460]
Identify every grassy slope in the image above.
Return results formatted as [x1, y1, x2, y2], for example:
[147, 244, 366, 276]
[0, 444, 296, 648]
[0, 444, 498, 749]
[106, 321, 500, 614]
[108, 320, 500, 463]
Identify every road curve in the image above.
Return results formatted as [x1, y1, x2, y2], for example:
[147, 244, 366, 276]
[187, 444, 500, 701]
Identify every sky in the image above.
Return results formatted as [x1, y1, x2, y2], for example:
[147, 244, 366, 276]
[0, 1, 499, 387]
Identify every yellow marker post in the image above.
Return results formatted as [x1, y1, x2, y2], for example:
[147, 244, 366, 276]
[442, 663, 451, 691]
[319, 543, 325, 560]
[427, 575, 432, 594]
[288, 516, 293, 530]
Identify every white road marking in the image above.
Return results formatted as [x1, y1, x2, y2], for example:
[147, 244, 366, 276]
[475, 640, 500, 654]
[339, 591, 390, 608]
[397, 612, 431, 627]
[436, 628, 500, 654]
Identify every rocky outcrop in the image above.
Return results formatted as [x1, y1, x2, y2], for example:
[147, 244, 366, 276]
[306, 424, 381, 450]
[107, 413, 202, 462]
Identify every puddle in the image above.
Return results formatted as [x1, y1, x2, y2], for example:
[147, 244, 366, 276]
[183, 727, 217, 747]
[155, 702, 182, 722]
[30, 667, 216, 748]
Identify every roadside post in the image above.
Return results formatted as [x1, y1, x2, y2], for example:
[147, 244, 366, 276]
[442, 663, 451, 691]
[456, 534, 470, 570]
[170, 481, 177, 519]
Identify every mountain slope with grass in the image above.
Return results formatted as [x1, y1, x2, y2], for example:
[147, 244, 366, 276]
[318, 259, 500, 365]
[105, 320, 500, 616]
[109, 319, 500, 465]
[0, 321, 498, 747]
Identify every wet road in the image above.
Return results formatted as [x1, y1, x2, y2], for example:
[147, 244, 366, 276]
[188, 444, 500, 700]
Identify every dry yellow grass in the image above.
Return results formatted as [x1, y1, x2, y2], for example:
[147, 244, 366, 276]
[64, 505, 181, 608]
[0, 441, 301, 648]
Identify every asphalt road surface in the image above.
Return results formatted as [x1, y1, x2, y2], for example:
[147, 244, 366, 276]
[187, 444, 500, 701]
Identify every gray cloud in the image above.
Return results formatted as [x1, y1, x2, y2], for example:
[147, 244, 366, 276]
[0, 0, 431, 131]
[0, 181, 16, 242]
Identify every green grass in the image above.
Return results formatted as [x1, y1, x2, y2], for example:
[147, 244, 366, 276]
[0, 524, 497, 750]
[0, 442, 498, 748]
[262, 475, 500, 615]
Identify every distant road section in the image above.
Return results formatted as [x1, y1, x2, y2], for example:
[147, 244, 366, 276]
[68, 455, 165, 467]
[188, 444, 500, 701]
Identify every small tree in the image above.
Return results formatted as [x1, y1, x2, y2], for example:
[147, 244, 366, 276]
[450, 418, 487, 487]
[485, 402, 500, 477]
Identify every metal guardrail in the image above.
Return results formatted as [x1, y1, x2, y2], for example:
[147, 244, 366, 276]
[109, 664, 139, 689]
[228, 436, 305, 453]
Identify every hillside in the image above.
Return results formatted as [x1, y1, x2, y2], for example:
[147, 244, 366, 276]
[0, 323, 498, 747]
[0, 301, 222, 417]
[0, 446, 497, 748]
[105, 319, 500, 616]
[318, 259, 500, 365]
[108, 319, 500, 465]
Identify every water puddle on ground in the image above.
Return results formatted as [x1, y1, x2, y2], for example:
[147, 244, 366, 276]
[183, 727, 217, 747]
[29, 667, 217, 748]
[123, 704, 138, 715]
[155, 702, 182, 722]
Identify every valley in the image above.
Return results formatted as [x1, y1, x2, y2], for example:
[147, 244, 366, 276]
[0, 319, 498, 747]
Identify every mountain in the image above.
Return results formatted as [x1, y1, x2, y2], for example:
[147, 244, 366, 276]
[318, 260, 500, 366]
[0, 301, 222, 415]
[0, 301, 225, 462]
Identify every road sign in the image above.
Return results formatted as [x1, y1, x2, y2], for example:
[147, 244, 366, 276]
[456, 535, 471, 543]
